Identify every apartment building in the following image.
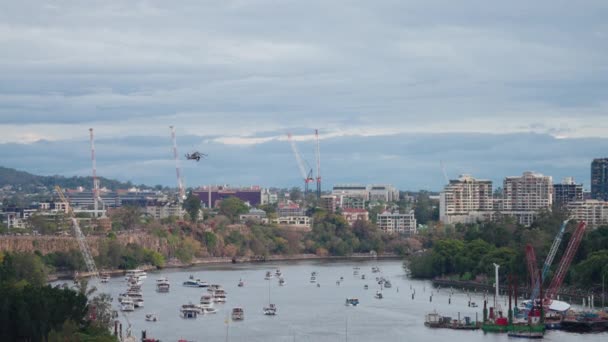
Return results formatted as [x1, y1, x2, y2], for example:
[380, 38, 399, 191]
[553, 177, 583, 206]
[591, 158, 608, 201]
[376, 210, 417, 235]
[566, 200, 608, 229]
[439, 174, 493, 224]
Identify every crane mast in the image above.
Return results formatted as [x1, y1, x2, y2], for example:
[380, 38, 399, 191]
[314, 129, 321, 198]
[545, 221, 587, 302]
[287, 133, 314, 193]
[525, 244, 540, 296]
[89, 128, 100, 217]
[170, 126, 186, 202]
[55, 186, 99, 279]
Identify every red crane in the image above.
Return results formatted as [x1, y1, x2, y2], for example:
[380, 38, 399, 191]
[545, 221, 587, 302]
[525, 244, 540, 294]
[287, 133, 314, 193]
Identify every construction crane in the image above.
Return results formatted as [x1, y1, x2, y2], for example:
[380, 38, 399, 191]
[89, 128, 106, 217]
[525, 244, 540, 295]
[170, 126, 186, 202]
[440, 160, 449, 185]
[528, 219, 570, 305]
[287, 133, 314, 193]
[545, 221, 587, 302]
[314, 129, 321, 198]
[55, 186, 99, 279]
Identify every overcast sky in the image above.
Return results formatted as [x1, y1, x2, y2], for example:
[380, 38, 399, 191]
[1, 1, 607, 190]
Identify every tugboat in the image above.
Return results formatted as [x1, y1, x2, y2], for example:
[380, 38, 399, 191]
[231, 307, 244, 321]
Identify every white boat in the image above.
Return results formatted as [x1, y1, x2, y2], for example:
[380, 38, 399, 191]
[384, 280, 392, 288]
[238, 279, 245, 287]
[183, 275, 208, 288]
[100, 273, 111, 283]
[120, 298, 135, 312]
[279, 277, 286, 286]
[212, 289, 227, 303]
[125, 269, 147, 280]
[375, 291, 383, 299]
[201, 306, 218, 314]
[127, 276, 143, 286]
[361, 274, 366, 280]
[207, 284, 223, 292]
[231, 307, 244, 321]
[156, 278, 170, 293]
[118, 291, 143, 304]
[275, 268, 282, 277]
[265, 271, 273, 280]
[263, 303, 277, 316]
[364, 285, 369, 290]
[310, 276, 317, 283]
[371, 266, 380, 273]
[133, 298, 144, 308]
[180, 305, 199, 319]
[145, 313, 158, 322]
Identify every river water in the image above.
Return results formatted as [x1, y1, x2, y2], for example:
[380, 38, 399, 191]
[54, 259, 605, 342]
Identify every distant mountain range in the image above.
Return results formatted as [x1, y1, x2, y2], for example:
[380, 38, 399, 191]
[0, 166, 151, 191]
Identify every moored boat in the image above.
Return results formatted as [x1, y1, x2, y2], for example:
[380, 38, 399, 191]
[263, 303, 277, 316]
[345, 298, 359, 306]
[120, 298, 135, 312]
[231, 307, 244, 321]
[156, 277, 170, 293]
[125, 269, 147, 280]
[145, 313, 158, 322]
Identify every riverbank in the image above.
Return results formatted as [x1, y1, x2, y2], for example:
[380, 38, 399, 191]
[49, 252, 402, 281]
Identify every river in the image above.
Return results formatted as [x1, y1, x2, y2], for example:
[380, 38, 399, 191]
[54, 259, 606, 341]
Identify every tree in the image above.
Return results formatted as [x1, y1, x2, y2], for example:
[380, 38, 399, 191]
[289, 187, 303, 202]
[218, 197, 248, 222]
[109, 206, 142, 231]
[414, 191, 439, 225]
[183, 192, 202, 222]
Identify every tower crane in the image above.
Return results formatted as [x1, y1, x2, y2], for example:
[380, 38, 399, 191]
[287, 133, 314, 193]
[525, 244, 540, 295]
[314, 129, 321, 198]
[170, 126, 186, 202]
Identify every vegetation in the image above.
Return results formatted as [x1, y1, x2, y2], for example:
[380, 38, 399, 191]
[408, 210, 608, 290]
[0, 251, 116, 341]
[183, 191, 202, 222]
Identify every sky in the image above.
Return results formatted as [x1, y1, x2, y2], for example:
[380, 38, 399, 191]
[0, 1, 607, 191]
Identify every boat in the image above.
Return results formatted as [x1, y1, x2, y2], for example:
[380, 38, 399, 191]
[561, 313, 608, 333]
[125, 269, 147, 280]
[345, 298, 359, 307]
[133, 298, 145, 308]
[375, 291, 383, 299]
[183, 275, 207, 288]
[156, 278, 170, 293]
[265, 271, 273, 280]
[384, 280, 392, 288]
[263, 303, 277, 316]
[145, 313, 158, 322]
[118, 291, 143, 304]
[207, 284, 223, 292]
[127, 276, 143, 286]
[231, 307, 244, 321]
[238, 279, 245, 287]
[100, 273, 111, 283]
[507, 330, 544, 338]
[275, 268, 282, 277]
[364, 285, 369, 290]
[361, 274, 365, 280]
[120, 298, 135, 312]
[544, 312, 562, 329]
[371, 266, 380, 273]
[278, 277, 286, 286]
[424, 311, 480, 330]
[310, 276, 317, 283]
[212, 289, 227, 303]
[180, 305, 198, 319]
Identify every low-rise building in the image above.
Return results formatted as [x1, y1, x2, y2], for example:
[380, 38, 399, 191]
[320, 195, 337, 213]
[566, 200, 608, 229]
[377, 211, 417, 235]
[277, 202, 305, 217]
[271, 216, 311, 228]
[239, 208, 268, 223]
[341, 208, 369, 226]
[144, 201, 184, 220]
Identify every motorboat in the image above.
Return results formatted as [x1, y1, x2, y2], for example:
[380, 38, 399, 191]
[265, 271, 273, 280]
[361, 274, 365, 280]
[212, 289, 227, 303]
[275, 268, 282, 277]
[133, 298, 145, 308]
[100, 273, 111, 283]
[125, 269, 147, 280]
[231, 307, 244, 321]
[384, 280, 392, 288]
[238, 279, 245, 287]
[345, 298, 359, 306]
[120, 298, 135, 312]
[145, 313, 158, 322]
[375, 291, 383, 299]
[200, 294, 213, 306]
[263, 303, 277, 316]
[279, 277, 286, 286]
[180, 305, 198, 319]
[127, 276, 143, 286]
[207, 284, 223, 293]
[118, 291, 143, 304]
[371, 266, 380, 273]
[364, 285, 369, 290]
[310, 276, 317, 283]
[201, 306, 218, 314]
[156, 277, 170, 293]
[183, 275, 208, 288]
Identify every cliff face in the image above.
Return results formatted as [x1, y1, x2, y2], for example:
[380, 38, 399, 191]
[0, 233, 168, 256]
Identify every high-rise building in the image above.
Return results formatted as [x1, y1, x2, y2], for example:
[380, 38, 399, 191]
[376, 211, 417, 235]
[566, 200, 608, 229]
[553, 177, 583, 206]
[439, 174, 493, 224]
[320, 195, 337, 213]
[591, 158, 608, 201]
[503, 172, 553, 211]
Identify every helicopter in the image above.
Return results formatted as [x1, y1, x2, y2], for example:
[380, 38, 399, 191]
[185, 151, 207, 162]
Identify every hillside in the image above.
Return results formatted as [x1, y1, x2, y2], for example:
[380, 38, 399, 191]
[0, 166, 146, 191]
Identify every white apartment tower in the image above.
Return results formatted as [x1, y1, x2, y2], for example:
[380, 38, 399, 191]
[440, 174, 493, 224]
[503, 172, 553, 211]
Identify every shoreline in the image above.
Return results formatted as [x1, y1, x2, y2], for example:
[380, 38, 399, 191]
[49, 253, 403, 281]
